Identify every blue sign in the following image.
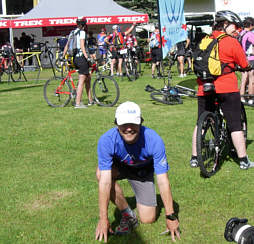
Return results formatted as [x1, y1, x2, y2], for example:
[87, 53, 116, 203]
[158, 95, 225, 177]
[158, 0, 188, 58]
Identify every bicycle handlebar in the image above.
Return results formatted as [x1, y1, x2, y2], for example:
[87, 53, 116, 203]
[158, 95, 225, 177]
[235, 65, 254, 72]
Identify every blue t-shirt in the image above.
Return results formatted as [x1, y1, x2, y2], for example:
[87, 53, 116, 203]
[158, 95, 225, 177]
[97, 126, 169, 175]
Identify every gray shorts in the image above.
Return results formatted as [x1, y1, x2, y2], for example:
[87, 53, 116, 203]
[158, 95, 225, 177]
[128, 178, 157, 207]
[113, 163, 157, 207]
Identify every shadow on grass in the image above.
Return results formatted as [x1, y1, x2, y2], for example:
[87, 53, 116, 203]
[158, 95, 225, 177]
[108, 195, 180, 243]
[177, 78, 197, 90]
[199, 139, 254, 179]
[0, 83, 44, 93]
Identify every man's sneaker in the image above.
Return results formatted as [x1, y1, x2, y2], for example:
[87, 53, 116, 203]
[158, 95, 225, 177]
[88, 101, 96, 106]
[74, 103, 87, 109]
[152, 74, 156, 79]
[240, 157, 254, 170]
[190, 157, 198, 168]
[248, 99, 254, 105]
[115, 212, 138, 235]
[241, 97, 246, 103]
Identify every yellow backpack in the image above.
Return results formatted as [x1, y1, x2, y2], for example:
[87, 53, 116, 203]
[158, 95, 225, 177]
[192, 34, 231, 81]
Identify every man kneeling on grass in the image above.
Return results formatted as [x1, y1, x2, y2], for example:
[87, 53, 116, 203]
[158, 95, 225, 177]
[95, 101, 180, 242]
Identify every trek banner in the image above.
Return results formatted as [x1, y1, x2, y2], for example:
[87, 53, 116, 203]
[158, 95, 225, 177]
[158, 0, 187, 59]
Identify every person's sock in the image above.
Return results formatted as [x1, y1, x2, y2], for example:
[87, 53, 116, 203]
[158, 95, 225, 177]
[121, 207, 134, 218]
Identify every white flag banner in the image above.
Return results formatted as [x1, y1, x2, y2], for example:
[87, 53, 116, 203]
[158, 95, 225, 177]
[215, 0, 254, 19]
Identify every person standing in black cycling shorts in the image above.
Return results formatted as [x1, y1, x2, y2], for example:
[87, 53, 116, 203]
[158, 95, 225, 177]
[104, 23, 136, 77]
[176, 38, 190, 78]
[190, 10, 254, 170]
[148, 25, 162, 79]
[63, 17, 94, 108]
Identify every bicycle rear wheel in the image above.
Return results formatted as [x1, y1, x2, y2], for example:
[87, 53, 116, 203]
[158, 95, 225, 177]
[44, 77, 72, 107]
[150, 92, 183, 105]
[241, 103, 247, 140]
[10, 61, 22, 82]
[197, 111, 219, 178]
[92, 75, 119, 107]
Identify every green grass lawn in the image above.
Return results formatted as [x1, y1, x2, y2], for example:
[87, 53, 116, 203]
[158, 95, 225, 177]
[0, 66, 254, 244]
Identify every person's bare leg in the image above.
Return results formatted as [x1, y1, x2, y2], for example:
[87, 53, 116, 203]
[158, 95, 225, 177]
[136, 203, 156, 223]
[240, 71, 248, 96]
[192, 125, 198, 156]
[118, 58, 123, 75]
[177, 56, 184, 75]
[231, 131, 246, 157]
[111, 59, 116, 76]
[75, 74, 85, 105]
[84, 74, 93, 103]
[152, 62, 156, 76]
[248, 70, 254, 95]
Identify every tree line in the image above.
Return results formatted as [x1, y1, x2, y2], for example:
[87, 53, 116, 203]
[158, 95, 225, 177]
[115, 0, 159, 23]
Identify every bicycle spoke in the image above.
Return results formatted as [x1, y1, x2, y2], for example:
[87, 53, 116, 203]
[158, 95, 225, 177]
[197, 112, 219, 178]
[92, 76, 119, 107]
[44, 77, 72, 107]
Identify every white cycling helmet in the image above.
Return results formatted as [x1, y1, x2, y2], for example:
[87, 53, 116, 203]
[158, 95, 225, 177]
[112, 25, 119, 30]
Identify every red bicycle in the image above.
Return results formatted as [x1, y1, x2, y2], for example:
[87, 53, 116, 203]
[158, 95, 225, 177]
[0, 49, 26, 83]
[43, 59, 120, 107]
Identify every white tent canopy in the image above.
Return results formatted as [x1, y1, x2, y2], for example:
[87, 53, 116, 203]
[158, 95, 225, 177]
[10, 0, 148, 28]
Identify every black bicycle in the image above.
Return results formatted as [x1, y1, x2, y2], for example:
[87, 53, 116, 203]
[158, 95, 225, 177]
[0, 49, 26, 83]
[145, 68, 196, 105]
[145, 84, 183, 105]
[122, 47, 139, 81]
[196, 97, 247, 178]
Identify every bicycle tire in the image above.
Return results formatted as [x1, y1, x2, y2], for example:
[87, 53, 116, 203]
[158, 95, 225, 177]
[10, 61, 22, 82]
[125, 60, 135, 81]
[241, 102, 248, 140]
[55, 58, 62, 71]
[150, 92, 183, 105]
[137, 61, 142, 76]
[44, 77, 72, 107]
[197, 111, 219, 178]
[92, 75, 120, 107]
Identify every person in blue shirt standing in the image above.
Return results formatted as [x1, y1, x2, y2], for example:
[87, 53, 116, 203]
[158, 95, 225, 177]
[95, 101, 180, 243]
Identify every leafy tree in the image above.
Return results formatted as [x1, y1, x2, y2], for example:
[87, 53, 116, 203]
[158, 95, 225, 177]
[114, 0, 159, 23]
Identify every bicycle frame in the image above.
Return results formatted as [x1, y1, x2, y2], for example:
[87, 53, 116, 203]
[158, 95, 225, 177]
[56, 69, 77, 96]
[54, 61, 100, 95]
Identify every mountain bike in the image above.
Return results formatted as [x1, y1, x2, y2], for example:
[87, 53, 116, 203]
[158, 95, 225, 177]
[0, 50, 26, 83]
[145, 68, 196, 105]
[196, 97, 247, 178]
[43, 59, 119, 107]
[124, 47, 139, 81]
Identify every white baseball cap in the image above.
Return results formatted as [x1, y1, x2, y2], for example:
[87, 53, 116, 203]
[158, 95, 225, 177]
[115, 101, 141, 125]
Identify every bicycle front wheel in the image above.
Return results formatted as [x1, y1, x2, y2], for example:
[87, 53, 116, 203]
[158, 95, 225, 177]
[125, 61, 138, 81]
[150, 92, 183, 105]
[44, 77, 72, 107]
[197, 111, 219, 178]
[92, 75, 120, 107]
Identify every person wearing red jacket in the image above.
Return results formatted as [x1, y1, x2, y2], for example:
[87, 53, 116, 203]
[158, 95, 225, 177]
[190, 10, 254, 170]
